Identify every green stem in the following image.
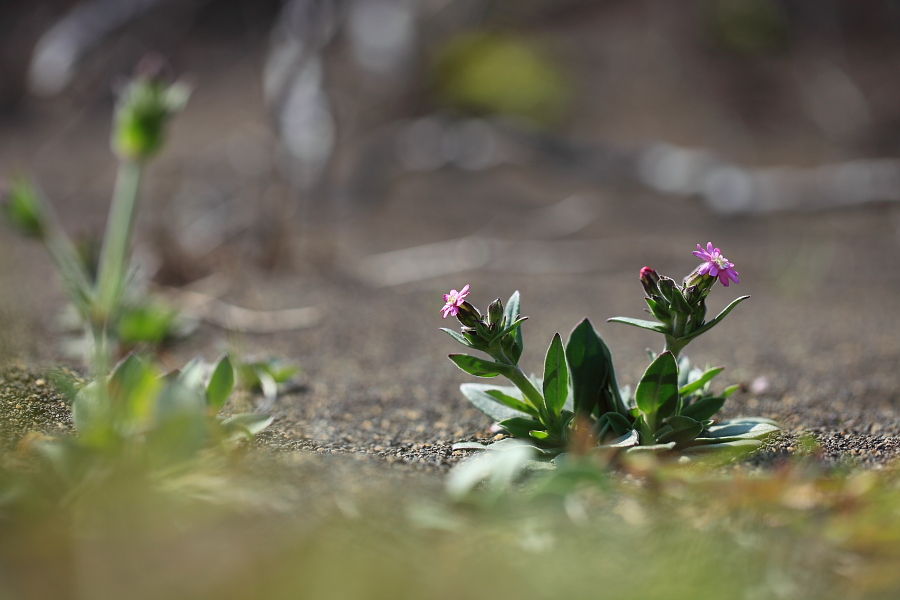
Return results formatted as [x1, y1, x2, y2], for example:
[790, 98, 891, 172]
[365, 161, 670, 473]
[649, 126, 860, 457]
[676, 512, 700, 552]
[93, 159, 143, 372]
[664, 335, 688, 358]
[490, 348, 547, 418]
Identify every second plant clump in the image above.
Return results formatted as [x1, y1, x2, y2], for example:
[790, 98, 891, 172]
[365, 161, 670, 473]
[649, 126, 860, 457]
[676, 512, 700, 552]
[441, 243, 779, 454]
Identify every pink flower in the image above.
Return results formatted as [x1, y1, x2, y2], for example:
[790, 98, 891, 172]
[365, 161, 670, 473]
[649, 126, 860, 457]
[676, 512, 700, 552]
[441, 284, 470, 318]
[692, 242, 739, 287]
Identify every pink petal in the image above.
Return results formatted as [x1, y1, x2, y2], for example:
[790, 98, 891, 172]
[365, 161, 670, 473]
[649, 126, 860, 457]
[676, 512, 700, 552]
[708, 265, 719, 277]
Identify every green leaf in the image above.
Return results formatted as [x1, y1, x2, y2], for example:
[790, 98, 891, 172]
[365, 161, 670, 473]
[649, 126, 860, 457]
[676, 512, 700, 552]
[206, 354, 235, 412]
[177, 357, 205, 392]
[626, 442, 676, 454]
[607, 317, 668, 334]
[542, 333, 568, 416]
[504, 290, 524, 364]
[680, 295, 750, 340]
[497, 416, 546, 439]
[565, 318, 611, 417]
[679, 366, 724, 397]
[221, 413, 274, 439]
[460, 383, 532, 422]
[441, 327, 476, 349]
[722, 384, 740, 398]
[695, 418, 780, 442]
[634, 351, 679, 431]
[2, 177, 44, 238]
[596, 411, 634, 436]
[680, 396, 726, 421]
[154, 381, 206, 424]
[529, 430, 550, 440]
[657, 415, 703, 445]
[486, 389, 537, 417]
[680, 439, 762, 454]
[108, 353, 160, 425]
[448, 354, 513, 378]
[451, 442, 487, 451]
[504, 290, 520, 325]
[600, 429, 639, 448]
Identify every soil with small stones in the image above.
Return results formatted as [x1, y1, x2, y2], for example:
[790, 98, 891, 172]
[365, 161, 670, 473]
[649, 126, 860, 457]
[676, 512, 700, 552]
[2, 4, 900, 473]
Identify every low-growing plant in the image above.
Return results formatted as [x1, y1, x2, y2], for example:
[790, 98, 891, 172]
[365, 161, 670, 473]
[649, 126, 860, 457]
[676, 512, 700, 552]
[2, 56, 189, 374]
[442, 242, 779, 455]
[34, 353, 272, 500]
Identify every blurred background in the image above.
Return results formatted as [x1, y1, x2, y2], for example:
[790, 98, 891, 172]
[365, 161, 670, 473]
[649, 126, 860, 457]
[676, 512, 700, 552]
[2, 0, 900, 444]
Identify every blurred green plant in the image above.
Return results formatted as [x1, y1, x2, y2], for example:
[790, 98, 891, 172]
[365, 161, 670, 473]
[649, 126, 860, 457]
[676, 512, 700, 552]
[37, 353, 271, 500]
[431, 32, 570, 126]
[1, 56, 190, 375]
[442, 242, 777, 454]
[237, 357, 301, 410]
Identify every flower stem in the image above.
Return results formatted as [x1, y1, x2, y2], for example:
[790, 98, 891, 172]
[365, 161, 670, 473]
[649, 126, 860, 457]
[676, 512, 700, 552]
[92, 158, 143, 372]
[491, 348, 549, 422]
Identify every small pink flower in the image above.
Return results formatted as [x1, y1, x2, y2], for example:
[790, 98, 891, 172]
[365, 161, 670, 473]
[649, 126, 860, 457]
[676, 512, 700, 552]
[692, 242, 739, 287]
[441, 284, 470, 318]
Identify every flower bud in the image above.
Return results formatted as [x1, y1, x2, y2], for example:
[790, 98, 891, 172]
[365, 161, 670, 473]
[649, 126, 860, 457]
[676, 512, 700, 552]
[487, 298, 504, 327]
[639, 266, 660, 298]
[455, 301, 483, 328]
[1, 178, 44, 239]
[113, 56, 190, 161]
[682, 266, 716, 302]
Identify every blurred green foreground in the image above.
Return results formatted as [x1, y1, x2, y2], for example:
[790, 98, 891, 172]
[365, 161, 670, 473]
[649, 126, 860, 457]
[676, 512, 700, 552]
[2, 370, 900, 600]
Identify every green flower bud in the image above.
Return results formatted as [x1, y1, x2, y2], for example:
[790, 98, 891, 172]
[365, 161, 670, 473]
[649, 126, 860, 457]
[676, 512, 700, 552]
[487, 298, 504, 328]
[2, 178, 44, 238]
[639, 266, 661, 298]
[113, 56, 190, 161]
[455, 301, 483, 328]
[683, 266, 716, 303]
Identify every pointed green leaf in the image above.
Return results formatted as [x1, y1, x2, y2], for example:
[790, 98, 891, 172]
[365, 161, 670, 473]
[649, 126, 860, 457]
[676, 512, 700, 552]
[486, 389, 537, 417]
[221, 413, 274, 438]
[596, 411, 634, 437]
[460, 383, 531, 422]
[504, 290, 524, 364]
[565, 318, 612, 417]
[722, 384, 740, 398]
[680, 295, 750, 341]
[634, 351, 679, 431]
[607, 317, 668, 334]
[695, 418, 780, 442]
[680, 396, 726, 421]
[600, 429, 639, 448]
[206, 354, 235, 411]
[679, 366, 724, 397]
[497, 416, 546, 439]
[448, 354, 513, 378]
[657, 415, 703, 445]
[542, 333, 568, 416]
[177, 357, 205, 392]
[626, 442, 676, 454]
[441, 327, 475, 349]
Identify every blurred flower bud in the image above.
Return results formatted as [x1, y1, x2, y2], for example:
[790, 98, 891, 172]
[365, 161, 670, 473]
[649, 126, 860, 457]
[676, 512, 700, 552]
[113, 55, 191, 161]
[1, 178, 45, 238]
[487, 298, 504, 327]
[639, 266, 660, 298]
